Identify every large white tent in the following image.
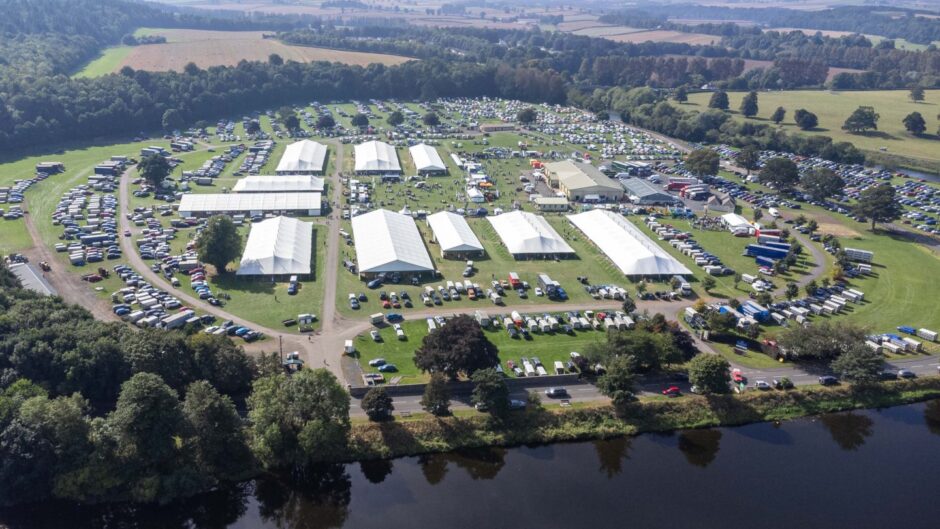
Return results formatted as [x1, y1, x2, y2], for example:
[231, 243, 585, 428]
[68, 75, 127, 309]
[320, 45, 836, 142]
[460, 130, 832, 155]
[236, 216, 313, 277]
[426, 211, 484, 258]
[568, 209, 691, 277]
[275, 140, 328, 175]
[233, 174, 325, 193]
[486, 210, 574, 258]
[352, 209, 434, 275]
[354, 140, 401, 174]
[178, 193, 321, 217]
[409, 143, 447, 174]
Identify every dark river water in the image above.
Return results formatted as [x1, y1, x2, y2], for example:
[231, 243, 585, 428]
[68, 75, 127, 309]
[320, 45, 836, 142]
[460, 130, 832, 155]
[5, 401, 940, 529]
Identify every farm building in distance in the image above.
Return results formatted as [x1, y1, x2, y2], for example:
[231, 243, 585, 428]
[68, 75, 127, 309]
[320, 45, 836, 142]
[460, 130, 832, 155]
[487, 210, 575, 259]
[354, 140, 402, 175]
[479, 123, 515, 133]
[236, 216, 313, 278]
[178, 193, 322, 217]
[533, 196, 569, 212]
[409, 143, 447, 175]
[352, 209, 434, 277]
[544, 160, 624, 202]
[275, 140, 328, 175]
[426, 211, 484, 259]
[568, 209, 692, 277]
[232, 174, 325, 193]
[620, 177, 677, 205]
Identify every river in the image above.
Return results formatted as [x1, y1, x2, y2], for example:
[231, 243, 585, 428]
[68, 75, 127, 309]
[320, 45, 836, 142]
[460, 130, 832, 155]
[5, 402, 940, 529]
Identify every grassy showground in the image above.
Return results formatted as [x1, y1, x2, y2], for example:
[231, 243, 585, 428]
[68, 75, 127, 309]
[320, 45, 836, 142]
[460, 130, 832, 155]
[684, 90, 940, 164]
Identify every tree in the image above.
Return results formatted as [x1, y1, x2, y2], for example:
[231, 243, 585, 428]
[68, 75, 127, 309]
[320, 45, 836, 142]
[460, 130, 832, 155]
[801, 167, 845, 202]
[831, 347, 884, 384]
[706, 312, 737, 336]
[701, 276, 716, 292]
[247, 369, 350, 469]
[758, 157, 800, 191]
[673, 85, 688, 103]
[771, 106, 786, 125]
[794, 108, 818, 130]
[422, 112, 440, 127]
[778, 321, 868, 361]
[708, 90, 729, 110]
[590, 328, 682, 373]
[805, 279, 819, 297]
[470, 368, 508, 417]
[687, 354, 730, 394]
[516, 107, 537, 124]
[361, 387, 394, 421]
[596, 355, 637, 407]
[739, 91, 759, 118]
[853, 183, 902, 231]
[909, 85, 925, 103]
[737, 145, 760, 176]
[903, 112, 926, 135]
[245, 120, 261, 135]
[196, 215, 242, 274]
[138, 154, 171, 188]
[182, 381, 252, 480]
[420, 373, 451, 416]
[316, 115, 335, 129]
[842, 106, 879, 133]
[414, 315, 499, 380]
[685, 149, 720, 176]
[785, 282, 799, 300]
[387, 111, 404, 126]
[268, 53, 284, 66]
[278, 106, 299, 131]
[161, 108, 184, 132]
[351, 113, 369, 128]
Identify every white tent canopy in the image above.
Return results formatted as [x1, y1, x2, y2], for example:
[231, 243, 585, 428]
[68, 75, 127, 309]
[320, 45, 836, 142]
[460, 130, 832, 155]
[722, 213, 752, 230]
[236, 216, 313, 276]
[354, 140, 401, 173]
[276, 140, 328, 174]
[410, 143, 446, 173]
[568, 210, 692, 277]
[487, 211, 574, 256]
[232, 174, 325, 193]
[178, 193, 321, 216]
[427, 211, 483, 253]
[352, 209, 434, 273]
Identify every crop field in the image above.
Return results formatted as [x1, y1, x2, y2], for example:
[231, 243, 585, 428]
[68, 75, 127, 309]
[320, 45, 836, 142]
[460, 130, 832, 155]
[353, 318, 607, 384]
[572, 26, 647, 37]
[75, 28, 413, 77]
[606, 30, 719, 46]
[684, 89, 940, 163]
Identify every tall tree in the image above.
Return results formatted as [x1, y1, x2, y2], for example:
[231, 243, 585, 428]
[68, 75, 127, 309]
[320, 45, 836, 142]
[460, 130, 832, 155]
[422, 112, 440, 126]
[387, 111, 404, 126]
[853, 183, 902, 230]
[831, 347, 884, 384]
[708, 90, 729, 110]
[182, 381, 252, 481]
[685, 149, 720, 176]
[316, 115, 336, 129]
[137, 154, 171, 188]
[516, 107, 537, 124]
[470, 368, 509, 418]
[842, 106, 879, 133]
[737, 145, 760, 176]
[414, 315, 499, 380]
[361, 387, 394, 421]
[673, 85, 688, 103]
[909, 85, 925, 103]
[351, 113, 370, 128]
[794, 108, 818, 130]
[739, 91, 759, 118]
[596, 355, 637, 406]
[278, 106, 299, 131]
[801, 167, 845, 201]
[903, 111, 926, 135]
[420, 373, 451, 416]
[196, 215, 242, 274]
[758, 157, 800, 191]
[687, 354, 730, 394]
[161, 108, 184, 132]
[771, 106, 786, 124]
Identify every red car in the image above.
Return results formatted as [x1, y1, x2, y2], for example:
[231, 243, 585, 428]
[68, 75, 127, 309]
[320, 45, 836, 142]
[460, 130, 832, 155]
[731, 368, 746, 384]
[663, 386, 681, 397]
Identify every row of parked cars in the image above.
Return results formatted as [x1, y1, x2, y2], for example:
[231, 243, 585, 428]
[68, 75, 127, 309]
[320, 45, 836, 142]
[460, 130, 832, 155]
[53, 184, 122, 266]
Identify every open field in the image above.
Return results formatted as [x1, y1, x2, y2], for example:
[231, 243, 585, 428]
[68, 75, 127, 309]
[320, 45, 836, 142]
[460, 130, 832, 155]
[572, 26, 647, 37]
[684, 89, 940, 163]
[76, 28, 413, 77]
[606, 30, 720, 46]
[768, 27, 940, 50]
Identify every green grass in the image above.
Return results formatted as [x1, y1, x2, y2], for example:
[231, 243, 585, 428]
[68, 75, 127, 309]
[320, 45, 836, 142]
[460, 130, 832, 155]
[353, 317, 607, 384]
[684, 89, 940, 164]
[73, 46, 134, 78]
[0, 221, 33, 254]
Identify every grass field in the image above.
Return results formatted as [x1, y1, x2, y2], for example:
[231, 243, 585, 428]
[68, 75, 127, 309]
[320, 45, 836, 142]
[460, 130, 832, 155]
[353, 318, 607, 384]
[684, 89, 940, 163]
[607, 30, 719, 46]
[75, 28, 414, 77]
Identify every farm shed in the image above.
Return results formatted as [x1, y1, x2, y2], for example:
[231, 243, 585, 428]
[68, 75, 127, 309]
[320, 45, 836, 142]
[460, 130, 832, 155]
[486, 210, 575, 259]
[352, 209, 434, 277]
[275, 140, 328, 175]
[620, 177, 677, 205]
[354, 140, 402, 174]
[232, 174, 325, 193]
[568, 210, 692, 277]
[544, 160, 623, 203]
[426, 211, 484, 259]
[533, 196, 569, 212]
[236, 216, 313, 278]
[178, 193, 322, 217]
[409, 143, 447, 175]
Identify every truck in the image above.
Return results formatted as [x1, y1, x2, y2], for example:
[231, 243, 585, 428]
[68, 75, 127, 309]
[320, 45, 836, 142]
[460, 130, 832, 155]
[672, 275, 691, 296]
[370, 313, 385, 325]
[508, 272, 521, 289]
[744, 244, 789, 260]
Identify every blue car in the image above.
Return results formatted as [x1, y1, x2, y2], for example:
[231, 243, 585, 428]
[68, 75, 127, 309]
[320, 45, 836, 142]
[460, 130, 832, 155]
[234, 327, 250, 337]
[386, 313, 404, 323]
[378, 364, 398, 373]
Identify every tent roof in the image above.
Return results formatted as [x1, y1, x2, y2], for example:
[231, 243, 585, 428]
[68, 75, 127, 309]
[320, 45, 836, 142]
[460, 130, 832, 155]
[236, 216, 313, 276]
[722, 213, 752, 228]
[232, 174, 325, 193]
[9, 263, 56, 296]
[427, 211, 483, 253]
[546, 160, 621, 192]
[275, 140, 328, 173]
[487, 211, 574, 255]
[568, 209, 692, 277]
[620, 177, 673, 199]
[178, 193, 321, 213]
[409, 143, 446, 172]
[354, 141, 401, 172]
[352, 209, 434, 273]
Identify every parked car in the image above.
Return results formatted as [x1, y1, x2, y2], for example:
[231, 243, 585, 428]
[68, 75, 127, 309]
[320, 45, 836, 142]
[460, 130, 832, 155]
[754, 380, 771, 390]
[898, 369, 916, 379]
[368, 358, 386, 367]
[544, 387, 568, 398]
[818, 375, 839, 386]
[662, 386, 681, 397]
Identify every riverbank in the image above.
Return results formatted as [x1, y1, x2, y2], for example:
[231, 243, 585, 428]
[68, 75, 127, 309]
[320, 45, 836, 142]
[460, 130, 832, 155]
[346, 378, 940, 460]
